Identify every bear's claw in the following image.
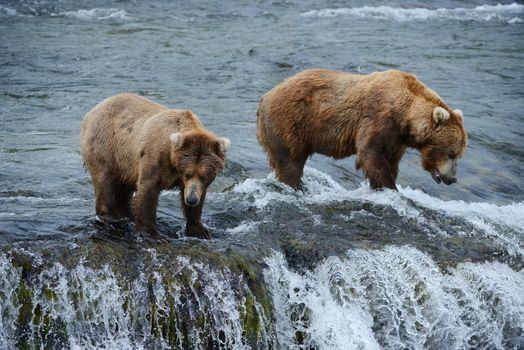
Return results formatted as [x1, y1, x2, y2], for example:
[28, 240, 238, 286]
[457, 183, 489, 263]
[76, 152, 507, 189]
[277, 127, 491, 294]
[186, 224, 211, 240]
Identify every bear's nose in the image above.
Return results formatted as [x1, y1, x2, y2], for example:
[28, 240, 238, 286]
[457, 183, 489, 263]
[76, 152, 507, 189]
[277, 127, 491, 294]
[446, 177, 457, 185]
[185, 195, 199, 207]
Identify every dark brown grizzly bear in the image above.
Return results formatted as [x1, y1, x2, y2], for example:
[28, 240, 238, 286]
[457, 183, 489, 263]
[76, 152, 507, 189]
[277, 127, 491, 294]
[80, 93, 230, 240]
[257, 69, 467, 190]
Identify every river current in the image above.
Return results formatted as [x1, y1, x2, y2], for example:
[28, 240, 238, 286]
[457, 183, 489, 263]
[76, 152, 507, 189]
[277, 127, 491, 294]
[1, 1, 523, 349]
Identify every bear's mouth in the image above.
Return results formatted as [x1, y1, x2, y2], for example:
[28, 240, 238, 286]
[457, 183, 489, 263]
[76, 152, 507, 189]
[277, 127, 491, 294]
[431, 169, 442, 184]
[431, 169, 457, 185]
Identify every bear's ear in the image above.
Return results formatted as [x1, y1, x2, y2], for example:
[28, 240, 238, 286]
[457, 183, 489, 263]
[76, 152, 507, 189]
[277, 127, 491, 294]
[219, 137, 231, 154]
[453, 109, 463, 121]
[170, 132, 186, 150]
[432, 106, 450, 124]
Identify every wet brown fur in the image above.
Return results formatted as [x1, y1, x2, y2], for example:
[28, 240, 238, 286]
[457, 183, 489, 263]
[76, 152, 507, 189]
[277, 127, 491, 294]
[257, 69, 467, 190]
[80, 93, 227, 239]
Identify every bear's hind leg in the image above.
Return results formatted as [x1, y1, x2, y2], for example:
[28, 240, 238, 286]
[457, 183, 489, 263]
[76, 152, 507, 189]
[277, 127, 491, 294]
[114, 184, 134, 219]
[274, 155, 307, 190]
[92, 173, 126, 223]
[264, 136, 306, 189]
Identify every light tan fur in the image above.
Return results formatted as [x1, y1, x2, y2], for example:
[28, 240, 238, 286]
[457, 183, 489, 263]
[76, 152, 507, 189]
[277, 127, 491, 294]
[257, 69, 468, 190]
[80, 93, 229, 240]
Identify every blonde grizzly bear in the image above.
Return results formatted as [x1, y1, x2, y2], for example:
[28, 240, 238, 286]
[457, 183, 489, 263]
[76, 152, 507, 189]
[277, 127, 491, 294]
[257, 69, 467, 190]
[80, 93, 230, 240]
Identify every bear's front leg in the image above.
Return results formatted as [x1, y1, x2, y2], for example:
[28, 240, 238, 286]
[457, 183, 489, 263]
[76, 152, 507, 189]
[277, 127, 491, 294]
[356, 149, 398, 191]
[134, 181, 170, 242]
[181, 190, 210, 239]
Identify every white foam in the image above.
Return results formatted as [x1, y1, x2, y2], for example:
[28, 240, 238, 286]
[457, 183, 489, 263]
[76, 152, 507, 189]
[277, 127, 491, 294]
[232, 168, 421, 218]
[0, 251, 269, 349]
[232, 174, 298, 209]
[264, 246, 524, 348]
[264, 251, 380, 349]
[400, 186, 524, 233]
[0, 195, 86, 204]
[0, 212, 33, 218]
[448, 261, 524, 344]
[224, 220, 260, 235]
[0, 255, 21, 349]
[0, 5, 18, 17]
[301, 3, 524, 24]
[58, 8, 132, 21]
[400, 186, 524, 255]
[230, 167, 523, 254]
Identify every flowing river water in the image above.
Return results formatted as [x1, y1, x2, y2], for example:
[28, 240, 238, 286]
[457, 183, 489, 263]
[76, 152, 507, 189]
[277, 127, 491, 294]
[1, 1, 523, 349]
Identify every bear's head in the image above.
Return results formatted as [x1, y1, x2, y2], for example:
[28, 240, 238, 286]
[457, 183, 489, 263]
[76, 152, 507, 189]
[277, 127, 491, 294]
[419, 107, 468, 185]
[170, 130, 230, 207]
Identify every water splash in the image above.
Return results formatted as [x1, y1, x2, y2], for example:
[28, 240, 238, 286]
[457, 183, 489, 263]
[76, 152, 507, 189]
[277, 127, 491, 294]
[400, 186, 524, 234]
[0, 254, 21, 349]
[0, 5, 18, 17]
[228, 168, 524, 256]
[264, 251, 380, 349]
[57, 8, 133, 21]
[0, 5, 133, 21]
[301, 3, 524, 24]
[264, 247, 524, 349]
[224, 221, 260, 236]
[0, 249, 270, 349]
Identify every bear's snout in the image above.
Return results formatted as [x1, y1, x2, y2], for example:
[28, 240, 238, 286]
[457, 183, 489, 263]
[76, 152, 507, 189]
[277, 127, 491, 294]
[184, 179, 203, 207]
[442, 176, 457, 185]
[431, 168, 457, 185]
[185, 192, 200, 207]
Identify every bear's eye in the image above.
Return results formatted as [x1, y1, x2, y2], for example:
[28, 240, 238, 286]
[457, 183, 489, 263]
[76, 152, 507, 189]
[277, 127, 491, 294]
[448, 151, 456, 159]
[184, 174, 192, 180]
[199, 175, 206, 182]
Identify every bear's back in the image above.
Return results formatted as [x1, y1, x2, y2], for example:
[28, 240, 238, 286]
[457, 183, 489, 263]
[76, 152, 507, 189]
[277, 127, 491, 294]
[80, 94, 198, 184]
